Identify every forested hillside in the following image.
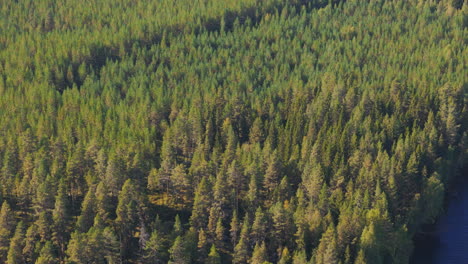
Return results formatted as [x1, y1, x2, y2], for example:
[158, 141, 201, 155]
[0, 0, 467, 263]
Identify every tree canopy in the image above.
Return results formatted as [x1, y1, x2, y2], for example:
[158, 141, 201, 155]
[0, 0, 466, 263]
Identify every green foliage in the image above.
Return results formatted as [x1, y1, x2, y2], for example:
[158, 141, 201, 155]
[6, 222, 25, 264]
[144, 229, 165, 263]
[169, 236, 189, 264]
[0, 202, 15, 262]
[0, 0, 466, 263]
[251, 242, 269, 264]
[207, 244, 221, 264]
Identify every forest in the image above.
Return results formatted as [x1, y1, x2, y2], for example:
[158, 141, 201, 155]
[0, 0, 467, 263]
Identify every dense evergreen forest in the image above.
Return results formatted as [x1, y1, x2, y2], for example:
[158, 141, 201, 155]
[0, 0, 467, 263]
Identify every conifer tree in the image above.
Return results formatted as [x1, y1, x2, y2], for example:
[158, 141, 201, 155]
[315, 224, 338, 264]
[250, 242, 268, 264]
[105, 155, 125, 197]
[33, 175, 56, 214]
[292, 249, 308, 264]
[233, 216, 250, 264]
[116, 179, 139, 259]
[66, 232, 87, 263]
[52, 180, 70, 256]
[0, 1, 466, 263]
[76, 186, 97, 233]
[144, 229, 165, 264]
[358, 223, 383, 264]
[95, 181, 112, 221]
[36, 241, 58, 264]
[207, 244, 221, 264]
[6, 222, 25, 264]
[251, 207, 267, 245]
[102, 227, 120, 264]
[170, 164, 191, 206]
[215, 217, 226, 250]
[278, 247, 292, 264]
[190, 177, 211, 230]
[197, 229, 209, 262]
[169, 236, 189, 264]
[172, 215, 183, 239]
[23, 224, 39, 263]
[263, 150, 282, 193]
[230, 211, 240, 248]
[247, 173, 259, 209]
[0, 201, 15, 262]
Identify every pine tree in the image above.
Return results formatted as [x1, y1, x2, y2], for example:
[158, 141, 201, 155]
[95, 180, 113, 221]
[36, 211, 53, 242]
[233, 216, 250, 264]
[213, 171, 230, 214]
[354, 250, 366, 264]
[270, 202, 294, 250]
[358, 223, 383, 264]
[215, 217, 225, 250]
[247, 173, 259, 209]
[251, 207, 266, 245]
[206, 244, 221, 264]
[66, 231, 88, 263]
[23, 224, 39, 263]
[263, 150, 282, 193]
[197, 229, 209, 262]
[173, 214, 183, 239]
[116, 179, 139, 259]
[170, 164, 191, 206]
[302, 163, 324, 203]
[274, 176, 291, 203]
[144, 229, 165, 264]
[315, 224, 338, 264]
[66, 143, 86, 203]
[95, 149, 107, 180]
[292, 249, 308, 264]
[6, 222, 25, 264]
[250, 242, 268, 264]
[76, 186, 97, 233]
[102, 227, 120, 264]
[33, 175, 56, 214]
[36, 241, 58, 264]
[207, 205, 220, 239]
[169, 236, 189, 264]
[278, 247, 292, 264]
[0, 201, 15, 262]
[52, 180, 70, 256]
[190, 177, 211, 230]
[233, 235, 250, 264]
[105, 155, 125, 197]
[147, 168, 160, 191]
[227, 160, 245, 212]
[230, 211, 240, 248]
[1, 141, 19, 198]
[249, 118, 264, 145]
